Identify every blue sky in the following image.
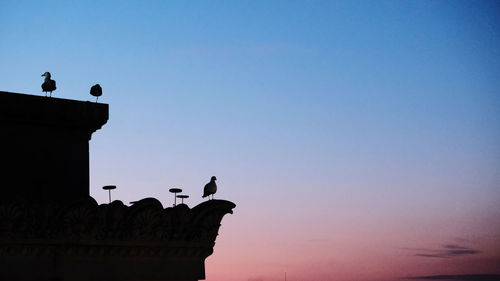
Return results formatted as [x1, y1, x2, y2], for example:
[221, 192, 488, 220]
[1, 1, 500, 280]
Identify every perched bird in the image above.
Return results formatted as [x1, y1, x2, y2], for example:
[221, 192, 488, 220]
[90, 84, 102, 102]
[203, 176, 217, 200]
[41, 72, 56, 97]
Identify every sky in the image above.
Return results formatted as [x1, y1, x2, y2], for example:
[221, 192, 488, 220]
[1, 1, 500, 280]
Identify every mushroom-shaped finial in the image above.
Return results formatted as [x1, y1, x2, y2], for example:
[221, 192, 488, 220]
[177, 194, 189, 205]
[102, 185, 116, 203]
[169, 188, 182, 206]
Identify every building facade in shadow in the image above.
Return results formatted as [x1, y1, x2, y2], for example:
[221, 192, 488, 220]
[0, 91, 235, 281]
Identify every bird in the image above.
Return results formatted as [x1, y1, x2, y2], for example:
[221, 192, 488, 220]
[203, 176, 217, 200]
[41, 72, 56, 97]
[90, 84, 102, 102]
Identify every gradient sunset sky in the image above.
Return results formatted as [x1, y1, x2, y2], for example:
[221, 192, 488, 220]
[1, 1, 500, 280]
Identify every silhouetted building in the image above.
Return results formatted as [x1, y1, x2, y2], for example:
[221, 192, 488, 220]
[0, 91, 235, 281]
[0, 91, 108, 203]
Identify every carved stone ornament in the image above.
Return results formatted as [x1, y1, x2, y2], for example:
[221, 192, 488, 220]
[0, 197, 235, 281]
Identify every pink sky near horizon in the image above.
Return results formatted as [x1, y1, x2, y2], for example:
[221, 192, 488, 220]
[205, 214, 500, 281]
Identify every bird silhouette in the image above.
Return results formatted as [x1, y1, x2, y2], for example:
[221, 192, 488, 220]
[90, 84, 102, 102]
[203, 176, 217, 200]
[41, 72, 56, 97]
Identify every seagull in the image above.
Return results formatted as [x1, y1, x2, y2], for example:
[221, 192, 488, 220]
[90, 84, 102, 102]
[41, 72, 56, 97]
[203, 176, 217, 200]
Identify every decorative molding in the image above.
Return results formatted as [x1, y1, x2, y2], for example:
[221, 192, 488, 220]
[0, 197, 235, 259]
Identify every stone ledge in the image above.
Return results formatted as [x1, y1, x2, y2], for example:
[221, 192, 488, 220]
[0, 91, 108, 133]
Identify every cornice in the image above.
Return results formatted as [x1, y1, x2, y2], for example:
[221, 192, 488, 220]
[0, 197, 235, 259]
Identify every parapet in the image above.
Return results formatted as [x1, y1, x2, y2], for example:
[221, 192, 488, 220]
[0, 91, 108, 203]
[0, 91, 108, 139]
